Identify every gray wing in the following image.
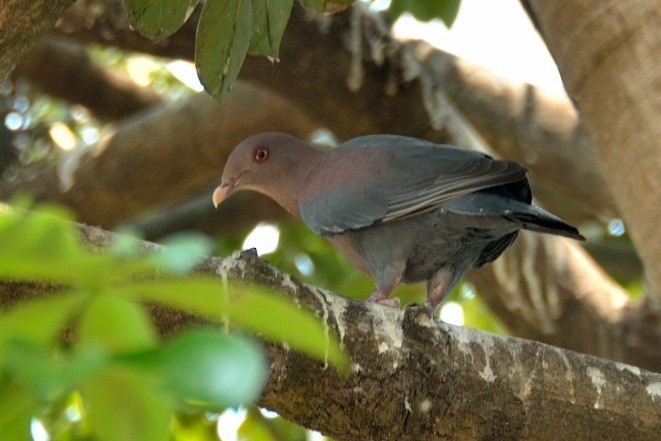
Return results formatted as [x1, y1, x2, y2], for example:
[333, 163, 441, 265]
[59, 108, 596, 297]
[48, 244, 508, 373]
[299, 135, 529, 235]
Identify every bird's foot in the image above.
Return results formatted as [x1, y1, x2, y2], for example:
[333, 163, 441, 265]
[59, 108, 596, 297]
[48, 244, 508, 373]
[406, 302, 435, 317]
[367, 288, 400, 308]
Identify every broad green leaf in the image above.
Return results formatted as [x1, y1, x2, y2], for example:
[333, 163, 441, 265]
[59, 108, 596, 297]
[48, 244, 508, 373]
[239, 407, 308, 441]
[0, 378, 38, 441]
[150, 232, 213, 274]
[0, 293, 83, 347]
[390, 0, 461, 26]
[298, 0, 324, 12]
[79, 296, 157, 352]
[249, 0, 293, 58]
[161, 330, 266, 409]
[0, 209, 91, 283]
[125, 0, 200, 37]
[119, 278, 348, 369]
[81, 367, 171, 441]
[3, 342, 108, 400]
[196, 0, 253, 100]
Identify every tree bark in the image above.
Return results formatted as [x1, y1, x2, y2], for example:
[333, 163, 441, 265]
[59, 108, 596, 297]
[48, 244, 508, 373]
[2, 224, 660, 440]
[0, 85, 317, 228]
[0, 0, 74, 82]
[523, 0, 661, 301]
[13, 39, 163, 120]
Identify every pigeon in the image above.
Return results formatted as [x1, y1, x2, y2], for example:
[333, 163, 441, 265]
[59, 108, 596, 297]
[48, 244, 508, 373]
[213, 132, 584, 311]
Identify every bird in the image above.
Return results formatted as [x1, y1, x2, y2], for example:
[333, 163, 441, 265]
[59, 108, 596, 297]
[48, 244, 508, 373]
[213, 132, 584, 312]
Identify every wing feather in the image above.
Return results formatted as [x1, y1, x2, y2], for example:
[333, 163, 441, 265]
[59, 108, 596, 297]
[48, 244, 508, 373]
[299, 135, 528, 235]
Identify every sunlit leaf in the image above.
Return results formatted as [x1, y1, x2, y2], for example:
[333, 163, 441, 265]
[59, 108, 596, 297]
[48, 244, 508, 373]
[298, 0, 324, 12]
[119, 278, 348, 369]
[4, 342, 108, 400]
[150, 232, 213, 274]
[161, 330, 266, 409]
[249, 0, 293, 58]
[125, 0, 200, 37]
[81, 367, 171, 441]
[79, 296, 157, 352]
[0, 294, 83, 347]
[196, 0, 253, 100]
[0, 378, 38, 441]
[390, 0, 461, 26]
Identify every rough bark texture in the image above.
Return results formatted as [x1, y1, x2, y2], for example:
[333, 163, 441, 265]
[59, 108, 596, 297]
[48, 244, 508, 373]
[0, 0, 75, 82]
[524, 0, 661, 301]
[2, 224, 660, 441]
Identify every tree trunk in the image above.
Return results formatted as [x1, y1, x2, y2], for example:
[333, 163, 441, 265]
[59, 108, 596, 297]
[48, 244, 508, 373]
[523, 0, 661, 302]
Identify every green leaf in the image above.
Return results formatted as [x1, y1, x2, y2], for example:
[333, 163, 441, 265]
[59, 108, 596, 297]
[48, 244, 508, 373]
[161, 330, 266, 409]
[79, 296, 157, 353]
[249, 0, 293, 58]
[196, 0, 253, 100]
[390, 0, 461, 26]
[0, 208, 94, 283]
[125, 0, 200, 37]
[298, 0, 324, 12]
[81, 367, 171, 441]
[0, 377, 38, 441]
[150, 232, 213, 274]
[0, 293, 83, 348]
[119, 278, 348, 369]
[3, 342, 108, 400]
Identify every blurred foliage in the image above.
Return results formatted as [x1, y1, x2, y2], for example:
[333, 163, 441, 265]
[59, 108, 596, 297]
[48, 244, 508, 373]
[0, 204, 345, 440]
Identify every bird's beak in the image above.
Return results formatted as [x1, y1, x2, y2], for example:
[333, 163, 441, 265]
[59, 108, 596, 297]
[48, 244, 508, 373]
[212, 180, 234, 208]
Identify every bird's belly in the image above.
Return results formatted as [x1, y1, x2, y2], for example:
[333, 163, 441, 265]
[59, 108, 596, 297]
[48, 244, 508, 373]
[343, 210, 517, 284]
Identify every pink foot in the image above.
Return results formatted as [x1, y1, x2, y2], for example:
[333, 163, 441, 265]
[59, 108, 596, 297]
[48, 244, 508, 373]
[367, 286, 400, 308]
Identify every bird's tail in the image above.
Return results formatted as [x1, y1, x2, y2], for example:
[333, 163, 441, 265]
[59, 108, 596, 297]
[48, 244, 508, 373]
[505, 205, 585, 241]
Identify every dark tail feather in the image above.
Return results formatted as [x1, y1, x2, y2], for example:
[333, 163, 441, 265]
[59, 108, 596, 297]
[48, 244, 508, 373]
[507, 207, 585, 241]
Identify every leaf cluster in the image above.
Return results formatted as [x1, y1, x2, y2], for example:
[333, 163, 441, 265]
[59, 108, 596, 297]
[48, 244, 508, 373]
[0, 205, 345, 440]
[123, 0, 461, 101]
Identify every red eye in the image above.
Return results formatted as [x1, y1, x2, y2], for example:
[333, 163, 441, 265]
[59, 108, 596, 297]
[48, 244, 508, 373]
[253, 146, 270, 163]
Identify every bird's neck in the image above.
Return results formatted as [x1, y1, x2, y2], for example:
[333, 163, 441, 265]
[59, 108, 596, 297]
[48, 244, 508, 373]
[267, 145, 324, 220]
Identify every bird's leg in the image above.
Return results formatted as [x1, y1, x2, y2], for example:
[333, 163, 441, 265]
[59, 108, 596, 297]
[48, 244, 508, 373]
[367, 284, 401, 308]
[367, 265, 404, 308]
[426, 267, 456, 312]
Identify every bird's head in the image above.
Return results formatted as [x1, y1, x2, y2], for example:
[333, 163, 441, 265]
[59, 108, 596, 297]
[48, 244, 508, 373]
[213, 132, 322, 214]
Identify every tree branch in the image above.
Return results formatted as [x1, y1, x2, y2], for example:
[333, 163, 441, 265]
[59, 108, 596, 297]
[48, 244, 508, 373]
[0, 0, 74, 82]
[2, 222, 660, 440]
[13, 39, 163, 120]
[0, 84, 315, 229]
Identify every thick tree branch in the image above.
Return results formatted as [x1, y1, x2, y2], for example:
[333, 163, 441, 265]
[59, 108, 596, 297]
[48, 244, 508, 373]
[0, 0, 74, 82]
[524, 0, 661, 301]
[2, 223, 660, 440]
[0, 84, 315, 229]
[13, 39, 163, 120]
